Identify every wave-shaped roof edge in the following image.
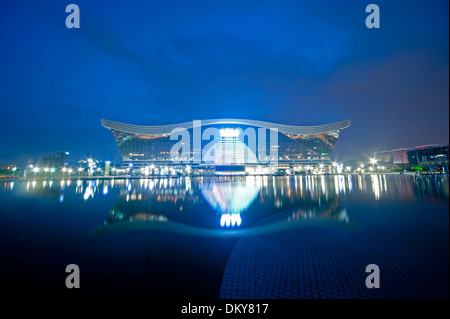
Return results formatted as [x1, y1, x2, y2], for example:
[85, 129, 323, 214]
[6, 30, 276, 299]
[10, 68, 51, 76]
[101, 118, 351, 136]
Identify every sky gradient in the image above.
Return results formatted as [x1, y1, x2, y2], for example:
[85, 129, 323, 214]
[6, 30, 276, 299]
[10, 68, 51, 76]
[0, 0, 448, 163]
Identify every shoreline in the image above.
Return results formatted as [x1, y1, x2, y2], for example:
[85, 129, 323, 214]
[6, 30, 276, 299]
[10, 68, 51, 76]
[1, 171, 448, 181]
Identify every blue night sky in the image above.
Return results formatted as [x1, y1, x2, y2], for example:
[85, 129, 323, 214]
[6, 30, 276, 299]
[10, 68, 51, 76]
[0, 0, 448, 163]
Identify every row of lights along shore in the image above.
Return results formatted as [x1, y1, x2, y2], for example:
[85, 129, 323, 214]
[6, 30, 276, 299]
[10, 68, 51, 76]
[19, 157, 386, 176]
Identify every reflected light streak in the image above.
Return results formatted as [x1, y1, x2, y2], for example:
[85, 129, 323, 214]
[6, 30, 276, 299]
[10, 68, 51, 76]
[220, 213, 242, 227]
[371, 174, 381, 200]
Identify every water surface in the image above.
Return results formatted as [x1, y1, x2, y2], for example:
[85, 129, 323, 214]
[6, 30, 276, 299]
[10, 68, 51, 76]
[0, 174, 448, 298]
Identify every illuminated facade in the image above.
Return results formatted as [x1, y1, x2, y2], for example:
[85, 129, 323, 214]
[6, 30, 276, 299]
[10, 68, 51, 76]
[101, 118, 350, 171]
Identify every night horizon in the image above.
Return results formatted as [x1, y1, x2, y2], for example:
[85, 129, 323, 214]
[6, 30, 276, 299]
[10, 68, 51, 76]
[0, 0, 448, 164]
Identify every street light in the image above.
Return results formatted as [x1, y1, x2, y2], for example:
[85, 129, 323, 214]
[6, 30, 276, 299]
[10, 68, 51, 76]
[369, 157, 378, 171]
[332, 162, 338, 173]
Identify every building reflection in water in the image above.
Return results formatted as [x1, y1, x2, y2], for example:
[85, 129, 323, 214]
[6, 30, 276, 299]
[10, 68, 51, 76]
[201, 181, 260, 228]
[1, 174, 448, 299]
[288, 202, 349, 224]
[9, 175, 450, 201]
[3, 174, 449, 233]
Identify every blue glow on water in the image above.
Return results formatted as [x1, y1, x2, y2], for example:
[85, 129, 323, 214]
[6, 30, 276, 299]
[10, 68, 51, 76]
[0, 174, 448, 298]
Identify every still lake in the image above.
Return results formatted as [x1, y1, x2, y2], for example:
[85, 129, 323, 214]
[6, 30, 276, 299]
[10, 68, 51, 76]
[0, 174, 448, 299]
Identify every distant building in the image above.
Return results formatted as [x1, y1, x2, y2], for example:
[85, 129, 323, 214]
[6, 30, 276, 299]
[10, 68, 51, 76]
[413, 144, 442, 150]
[392, 148, 412, 164]
[407, 145, 449, 167]
[42, 151, 69, 168]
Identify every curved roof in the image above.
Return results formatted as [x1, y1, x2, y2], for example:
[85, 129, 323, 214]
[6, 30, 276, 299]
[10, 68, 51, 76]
[101, 118, 351, 136]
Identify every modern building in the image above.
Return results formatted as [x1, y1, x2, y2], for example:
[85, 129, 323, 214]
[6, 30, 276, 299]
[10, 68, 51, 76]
[407, 145, 449, 167]
[42, 151, 70, 168]
[392, 148, 412, 164]
[101, 118, 351, 173]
